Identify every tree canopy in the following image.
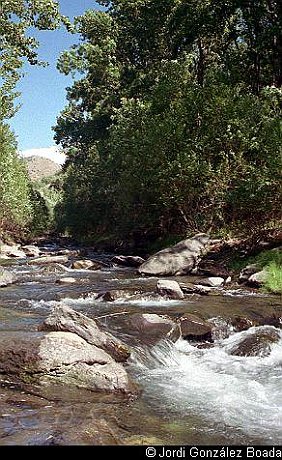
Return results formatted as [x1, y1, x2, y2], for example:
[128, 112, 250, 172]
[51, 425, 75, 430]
[54, 0, 282, 247]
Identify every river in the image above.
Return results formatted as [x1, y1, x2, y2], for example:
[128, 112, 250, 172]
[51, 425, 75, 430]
[0, 244, 281, 445]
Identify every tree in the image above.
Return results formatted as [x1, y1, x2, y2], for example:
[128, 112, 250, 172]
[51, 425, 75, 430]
[0, 0, 63, 237]
[55, 1, 282, 245]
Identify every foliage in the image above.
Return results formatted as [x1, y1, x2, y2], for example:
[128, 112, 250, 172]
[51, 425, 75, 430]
[55, 1, 282, 245]
[0, 123, 32, 235]
[0, 0, 63, 239]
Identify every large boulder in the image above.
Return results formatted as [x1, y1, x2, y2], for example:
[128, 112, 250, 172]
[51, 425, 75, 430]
[39, 305, 130, 362]
[156, 279, 184, 299]
[111, 255, 145, 268]
[178, 314, 213, 342]
[227, 326, 281, 357]
[0, 268, 15, 287]
[138, 233, 210, 276]
[0, 331, 135, 394]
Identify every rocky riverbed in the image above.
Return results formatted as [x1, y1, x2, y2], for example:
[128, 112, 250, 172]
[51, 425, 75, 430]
[0, 238, 281, 445]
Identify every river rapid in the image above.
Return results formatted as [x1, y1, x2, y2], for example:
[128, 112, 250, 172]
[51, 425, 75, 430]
[0, 244, 281, 445]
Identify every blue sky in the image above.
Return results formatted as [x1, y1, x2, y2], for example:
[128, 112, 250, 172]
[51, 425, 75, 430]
[10, 0, 103, 161]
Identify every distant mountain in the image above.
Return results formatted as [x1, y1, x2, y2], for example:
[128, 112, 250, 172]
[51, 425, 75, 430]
[24, 156, 61, 181]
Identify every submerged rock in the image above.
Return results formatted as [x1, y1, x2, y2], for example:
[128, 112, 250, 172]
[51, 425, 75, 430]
[138, 233, 210, 276]
[0, 268, 15, 287]
[178, 314, 213, 342]
[156, 279, 184, 300]
[0, 331, 135, 394]
[228, 326, 281, 357]
[39, 305, 130, 362]
[111, 255, 145, 268]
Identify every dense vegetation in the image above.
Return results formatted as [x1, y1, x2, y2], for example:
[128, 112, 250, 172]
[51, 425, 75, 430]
[54, 0, 282, 247]
[0, 0, 62, 239]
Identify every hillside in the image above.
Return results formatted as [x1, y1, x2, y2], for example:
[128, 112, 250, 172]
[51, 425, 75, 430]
[25, 156, 61, 181]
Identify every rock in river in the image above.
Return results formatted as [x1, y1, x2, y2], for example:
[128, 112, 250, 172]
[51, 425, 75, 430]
[227, 326, 281, 357]
[178, 314, 213, 342]
[196, 277, 225, 288]
[127, 313, 180, 345]
[138, 233, 210, 276]
[111, 255, 145, 268]
[39, 305, 130, 362]
[72, 259, 102, 270]
[156, 279, 184, 299]
[0, 268, 15, 287]
[0, 331, 135, 394]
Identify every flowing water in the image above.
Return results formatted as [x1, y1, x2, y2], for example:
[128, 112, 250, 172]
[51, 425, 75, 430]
[0, 246, 282, 445]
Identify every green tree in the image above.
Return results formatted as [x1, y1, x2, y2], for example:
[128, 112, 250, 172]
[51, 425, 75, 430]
[55, 1, 282, 245]
[0, 0, 63, 237]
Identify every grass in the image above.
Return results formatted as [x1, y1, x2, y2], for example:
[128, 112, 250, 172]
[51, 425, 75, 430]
[263, 262, 282, 295]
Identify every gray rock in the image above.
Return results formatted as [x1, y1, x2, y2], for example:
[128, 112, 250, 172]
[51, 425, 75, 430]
[239, 264, 260, 283]
[111, 255, 145, 268]
[72, 259, 102, 270]
[227, 326, 281, 357]
[156, 279, 184, 299]
[127, 313, 180, 345]
[196, 277, 225, 287]
[0, 331, 135, 394]
[178, 314, 213, 342]
[0, 268, 15, 287]
[179, 282, 212, 295]
[29, 255, 69, 265]
[247, 269, 267, 287]
[39, 305, 130, 362]
[138, 233, 210, 276]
